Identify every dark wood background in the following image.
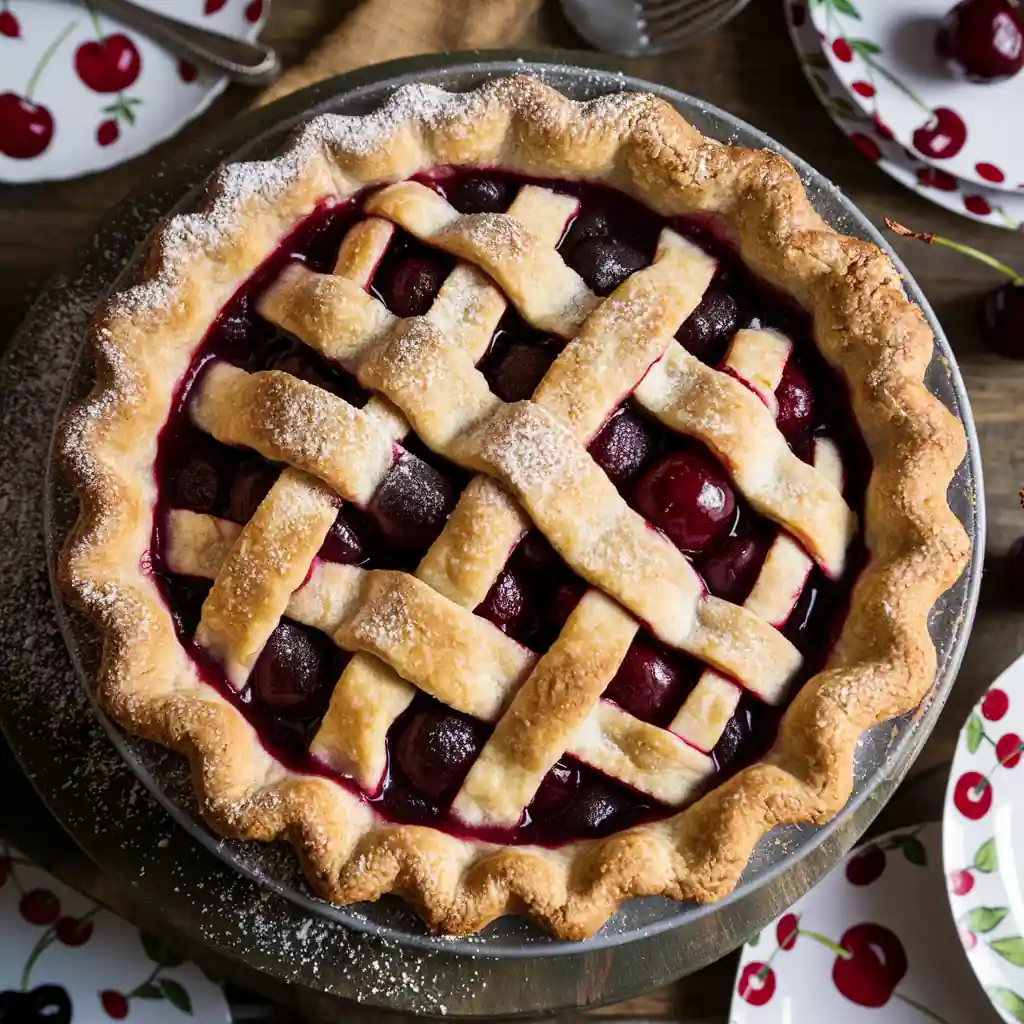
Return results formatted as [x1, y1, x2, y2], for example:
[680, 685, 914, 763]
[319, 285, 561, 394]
[1, 1, 1021, 1021]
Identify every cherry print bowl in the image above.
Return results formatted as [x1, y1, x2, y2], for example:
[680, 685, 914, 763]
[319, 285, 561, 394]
[731, 823, 997, 1023]
[787, 0, 1024, 229]
[0, 842, 229, 1023]
[943, 656, 1024, 1024]
[810, 0, 1024, 192]
[0, 0, 269, 185]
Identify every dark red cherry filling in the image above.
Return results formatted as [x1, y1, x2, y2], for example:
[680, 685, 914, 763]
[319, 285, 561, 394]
[150, 169, 868, 848]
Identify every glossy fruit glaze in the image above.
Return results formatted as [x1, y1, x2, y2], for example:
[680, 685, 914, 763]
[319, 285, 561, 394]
[149, 169, 869, 847]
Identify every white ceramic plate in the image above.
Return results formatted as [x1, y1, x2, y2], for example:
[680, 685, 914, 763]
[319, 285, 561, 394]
[0, 0, 269, 184]
[0, 842, 230, 1022]
[809, 0, 1024, 191]
[943, 657, 1024, 1024]
[730, 823, 997, 1022]
[787, 0, 1024, 229]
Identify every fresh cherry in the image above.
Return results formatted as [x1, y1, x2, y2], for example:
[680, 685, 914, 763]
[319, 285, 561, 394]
[448, 174, 511, 213]
[548, 581, 585, 630]
[982, 687, 1009, 720]
[528, 761, 581, 820]
[886, 219, 1024, 358]
[556, 781, 632, 837]
[487, 340, 556, 401]
[676, 287, 743, 362]
[953, 770, 993, 819]
[0, 93, 54, 160]
[633, 450, 736, 553]
[737, 963, 776, 1006]
[588, 407, 657, 487]
[775, 360, 814, 438]
[319, 509, 367, 564]
[568, 237, 647, 295]
[949, 868, 974, 895]
[911, 107, 968, 160]
[19, 888, 60, 926]
[476, 568, 532, 638]
[369, 453, 456, 553]
[379, 256, 446, 317]
[100, 990, 129, 1020]
[1, 986, 72, 1024]
[55, 915, 94, 946]
[225, 459, 279, 522]
[845, 845, 886, 885]
[394, 709, 486, 802]
[996, 731, 1022, 766]
[75, 35, 142, 93]
[604, 637, 688, 723]
[937, 0, 1024, 83]
[832, 923, 908, 1008]
[700, 532, 769, 604]
[250, 621, 337, 718]
[174, 457, 220, 513]
[777, 913, 799, 950]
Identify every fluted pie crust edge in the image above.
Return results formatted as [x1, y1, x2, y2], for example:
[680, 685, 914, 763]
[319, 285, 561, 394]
[58, 76, 970, 939]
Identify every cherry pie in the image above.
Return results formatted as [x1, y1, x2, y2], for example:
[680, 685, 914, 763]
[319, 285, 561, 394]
[59, 77, 970, 938]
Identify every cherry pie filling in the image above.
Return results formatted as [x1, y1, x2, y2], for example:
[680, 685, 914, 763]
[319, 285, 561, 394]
[151, 170, 868, 847]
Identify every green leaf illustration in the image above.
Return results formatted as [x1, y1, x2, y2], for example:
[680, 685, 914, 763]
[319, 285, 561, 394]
[966, 714, 984, 754]
[135, 983, 163, 1000]
[974, 837, 998, 873]
[748, 930, 760, 946]
[991, 937, 1024, 967]
[803, 53, 831, 70]
[140, 932, 185, 968]
[964, 906, 1009, 933]
[831, 0, 861, 18]
[160, 979, 193, 1015]
[988, 987, 1024, 1022]
[850, 38, 882, 56]
[900, 836, 927, 866]
[829, 95, 858, 117]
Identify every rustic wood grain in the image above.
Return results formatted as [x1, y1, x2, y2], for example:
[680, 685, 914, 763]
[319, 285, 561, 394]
[1, 2, 1020, 1021]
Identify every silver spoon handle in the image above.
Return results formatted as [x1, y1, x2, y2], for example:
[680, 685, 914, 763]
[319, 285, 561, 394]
[86, 0, 280, 86]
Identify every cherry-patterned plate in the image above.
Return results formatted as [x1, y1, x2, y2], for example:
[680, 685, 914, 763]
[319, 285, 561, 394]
[787, 0, 1024, 230]
[730, 823, 996, 1022]
[0, 0, 269, 184]
[943, 658, 1024, 1024]
[0, 842, 230, 1022]
[809, 0, 1024, 192]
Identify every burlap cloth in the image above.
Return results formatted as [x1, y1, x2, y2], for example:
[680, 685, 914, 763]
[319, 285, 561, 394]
[256, 0, 545, 107]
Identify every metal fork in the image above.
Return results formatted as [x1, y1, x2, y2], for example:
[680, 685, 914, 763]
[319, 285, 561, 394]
[560, 0, 754, 57]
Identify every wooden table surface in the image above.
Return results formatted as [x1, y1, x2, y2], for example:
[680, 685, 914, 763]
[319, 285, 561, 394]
[1, 2, 1021, 1021]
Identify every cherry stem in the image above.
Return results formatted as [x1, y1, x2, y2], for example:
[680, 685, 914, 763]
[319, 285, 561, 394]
[25, 21, 77, 100]
[797, 929, 852, 958]
[87, 2, 104, 41]
[885, 219, 1024, 285]
[971, 738, 1024, 797]
[127, 964, 162, 998]
[895, 992, 956, 1024]
[21, 927, 55, 993]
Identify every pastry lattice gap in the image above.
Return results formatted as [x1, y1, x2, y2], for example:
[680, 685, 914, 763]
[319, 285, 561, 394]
[153, 169, 867, 847]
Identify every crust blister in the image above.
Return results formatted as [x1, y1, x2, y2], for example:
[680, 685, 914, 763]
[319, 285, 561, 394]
[58, 76, 970, 940]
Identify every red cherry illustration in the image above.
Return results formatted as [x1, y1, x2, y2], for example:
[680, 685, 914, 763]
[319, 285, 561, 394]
[954, 770, 993, 819]
[949, 869, 975, 895]
[75, 34, 142, 93]
[912, 107, 968, 159]
[832, 923, 908, 1008]
[964, 194, 993, 216]
[738, 962, 776, 1006]
[983, 688, 1010, 720]
[179, 60, 198, 83]
[96, 119, 119, 147]
[20, 888, 61, 925]
[777, 913, 799, 950]
[996, 732, 1022, 767]
[245, 0, 264, 22]
[852, 80, 876, 97]
[845, 844, 886, 885]
[961, 926, 978, 950]
[977, 161, 1006, 182]
[917, 167, 959, 190]
[832, 37, 854, 62]
[0, 9, 20, 38]
[55, 915, 94, 946]
[874, 115, 894, 139]
[204, 0, 228, 12]
[101, 991, 129, 1019]
[850, 133, 881, 161]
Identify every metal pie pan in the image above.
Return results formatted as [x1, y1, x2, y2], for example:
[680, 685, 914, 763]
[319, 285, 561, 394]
[0, 52, 982, 1014]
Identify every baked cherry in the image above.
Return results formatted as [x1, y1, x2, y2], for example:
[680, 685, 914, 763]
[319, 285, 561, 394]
[174, 457, 220, 513]
[394, 709, 485, 802]
[369, 453, 455, 553]
[832, 923, 908, 1008]
[588, 407, 657, 487]
[911, 107, 968, 160]
[20, 888, 60, 926]
[714, 699, 775, 774]
[982, 687, 1009, 720]
[381, 778, 441, 825]
[0, 93, 54, 160]
[936, 0, 1024, 83]
[700, 532, 768, 604]
[886, 219, 1024, 358]
[738, 963, 776, 1006]
[563, 209, 612, 250]
[55, 915, 94, 946]
[487, 340, 556, 401]
[949, 868, 974, 895]
[556, 781, 632, 837]
[775, 360, 814, 438]
[448, 174, 511, 213]
[568, 237, 647, 295]
[379, 256, 446, 317]
[251, 621, 337, 718]
[845, 845, 886, 885]
[271, 348, 342, 394]
[319, 509, 367, 564]
[676, 287, 742, 362]
[529, 761, 581, 820]
[604, 637, 688, 722]
[516, 530, 557, 572]
[226, 459, 279, 522]
[476, 568, 531, 638]
[100, 990, 129, 1020]
[75, 34, 142, 93]
[633, 450, 736, 553]
[1, 986, 72, 1024]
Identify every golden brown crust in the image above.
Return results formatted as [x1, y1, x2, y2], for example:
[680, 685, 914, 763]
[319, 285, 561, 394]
[58, 76, 970, 940]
